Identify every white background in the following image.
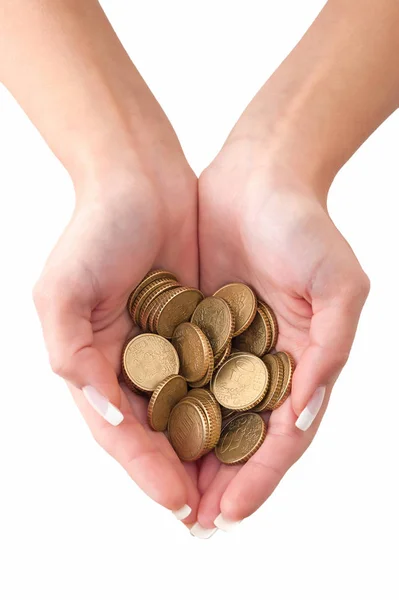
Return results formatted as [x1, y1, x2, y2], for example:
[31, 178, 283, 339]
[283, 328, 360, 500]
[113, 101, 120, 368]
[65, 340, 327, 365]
[1, 1, 398, 598]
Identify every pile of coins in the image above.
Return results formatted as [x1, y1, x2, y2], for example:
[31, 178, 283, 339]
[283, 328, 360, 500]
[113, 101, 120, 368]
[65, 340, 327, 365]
[122, 270, 295, 465]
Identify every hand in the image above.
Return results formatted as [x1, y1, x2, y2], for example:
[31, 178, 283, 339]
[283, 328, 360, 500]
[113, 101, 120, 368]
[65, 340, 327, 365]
[33, 143, 201, 523]
[196, 139, 370, 530]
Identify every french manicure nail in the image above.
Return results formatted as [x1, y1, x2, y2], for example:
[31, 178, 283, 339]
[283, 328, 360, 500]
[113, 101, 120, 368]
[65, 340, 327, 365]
[295, 386, 326, 431]
[82, 386, 124, 426]
[172, 504, 192, 520]
[214, 513, 242, 532]
[190, 523, 217, 539]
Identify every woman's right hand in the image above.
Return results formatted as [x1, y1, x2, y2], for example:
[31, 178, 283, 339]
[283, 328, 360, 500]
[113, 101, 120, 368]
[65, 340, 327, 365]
[33, 147, 200, 524]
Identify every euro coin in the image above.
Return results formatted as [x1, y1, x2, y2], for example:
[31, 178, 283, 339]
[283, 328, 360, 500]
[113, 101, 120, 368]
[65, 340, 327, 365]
[123, 333, 179, 393]
[215, 412, 266, 464]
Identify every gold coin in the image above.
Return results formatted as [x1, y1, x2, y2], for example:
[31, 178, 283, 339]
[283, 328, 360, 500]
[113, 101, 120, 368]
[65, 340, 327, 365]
[168, 398, 210, 461]
[214, 340, 232, 369]
[191, 297, 234, 355]
[213, 283, 257, 337]
[123, 334, 179, 393]
[270, 351, 295, 410]
[254, 354, 284, 412]
[154, 287, 204, 338]
[138, 281, 180, 330]
[172, 323, 212, 383]
[127, 270, 178, 316]
[215, 412, 266, 465]
[233, 307, 272, 357]
[258, 300, 279, 350]
[212, 353, 269, 411]
[147, 375, 188, 431]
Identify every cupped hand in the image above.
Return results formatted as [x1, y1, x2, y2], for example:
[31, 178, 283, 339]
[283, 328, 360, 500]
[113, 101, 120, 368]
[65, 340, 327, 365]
[33, 149, 201, 523]
[196, 141, 370, 530]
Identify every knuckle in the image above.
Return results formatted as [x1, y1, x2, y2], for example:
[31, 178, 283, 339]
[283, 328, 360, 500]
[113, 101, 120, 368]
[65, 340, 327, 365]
[32, 280, 48, 312]
[331, 349, 351, 372]
[48, 350, 70, 378]
[91, 426, 109, 451]
[340, 270, 370, 306]
[358, 271, 371, 300]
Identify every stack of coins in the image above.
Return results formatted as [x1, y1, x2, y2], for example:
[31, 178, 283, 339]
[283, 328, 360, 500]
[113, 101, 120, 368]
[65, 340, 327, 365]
[123, 270, 296, 465]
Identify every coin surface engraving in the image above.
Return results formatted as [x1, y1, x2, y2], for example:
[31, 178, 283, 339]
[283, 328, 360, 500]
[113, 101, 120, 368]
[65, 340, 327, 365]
[212, 353, 269, 410]
[213, 283, 257, 337]
[191, 297, 234, 355]
[215, 412, 266, 464]
[123, 334, 179, 392]
[155, 288, 204, 338]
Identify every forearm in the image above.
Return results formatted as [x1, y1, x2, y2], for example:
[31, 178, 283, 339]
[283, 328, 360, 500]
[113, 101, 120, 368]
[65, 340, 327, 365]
[0, 0, 178, 185]
[229, 0, 399, 193]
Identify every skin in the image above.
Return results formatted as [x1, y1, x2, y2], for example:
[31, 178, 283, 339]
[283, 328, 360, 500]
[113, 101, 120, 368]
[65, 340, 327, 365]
[1, 0, 398, 528]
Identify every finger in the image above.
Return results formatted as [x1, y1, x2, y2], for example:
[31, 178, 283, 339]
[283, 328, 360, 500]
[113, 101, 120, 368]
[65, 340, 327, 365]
[34, 268, 125, 426]
[70, 383, 200, 522]
[198, 451, 223, 495]
[198, 394, 329, 529]
[292, 251, 370, 429]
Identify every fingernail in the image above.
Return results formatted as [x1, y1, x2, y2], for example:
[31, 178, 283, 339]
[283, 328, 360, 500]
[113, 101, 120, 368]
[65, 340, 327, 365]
[190, 523, 217, 539]
[214, 513, 242, 532]
[82, 386, 124, 426]
[295, 386, 326, 431]
[172, 504, 192, 520]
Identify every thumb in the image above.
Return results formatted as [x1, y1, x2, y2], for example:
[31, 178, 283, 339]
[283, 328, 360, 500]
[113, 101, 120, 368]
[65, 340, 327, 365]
[33, 267, 124, 427]
[292, 246, 370, 432]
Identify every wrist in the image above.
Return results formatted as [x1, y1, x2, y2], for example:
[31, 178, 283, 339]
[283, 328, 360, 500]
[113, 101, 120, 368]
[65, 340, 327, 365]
[224, 101, 339, 200]
[211, 133, 330, 210]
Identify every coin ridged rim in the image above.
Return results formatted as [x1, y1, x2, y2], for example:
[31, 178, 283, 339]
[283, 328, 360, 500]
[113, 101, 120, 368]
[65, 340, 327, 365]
[191, 297, 235, 356]
[189, 354, 215, 388]
[127, 270, 178, 315]
[187, 396, 220, 452]
[187, 389, 222, 447]
[215, 412, 267, 465]
[130, 278, 175, 325]
[257, 306, 273, 354]
[258, 300, 279, 351]
[122, 334, 180, 393]
[168, 398, 211, 461]
[139, 281, 181, 330]
[213, 283, 257, 337]
[148, 300, 163, 333]
[154, 287, 204, 338]
[214, 340, 232, 369]
[212, 353, 269, 411]
[147, 374, 188, 431]
[271, 351, 295, 410]
[256, 353, 285, 411]
[172, 322, 213, 383]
